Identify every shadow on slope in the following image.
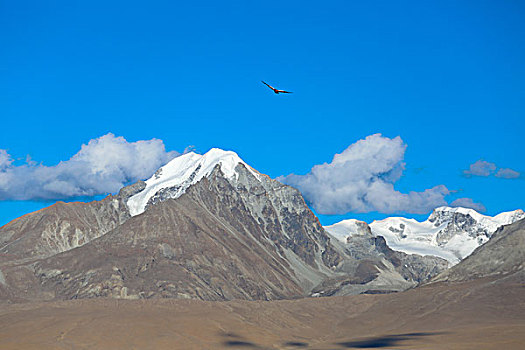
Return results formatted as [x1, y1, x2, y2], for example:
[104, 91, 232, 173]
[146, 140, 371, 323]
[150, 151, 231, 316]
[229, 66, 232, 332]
[336, 332, 444, 348]
[219, 331, 444, 349]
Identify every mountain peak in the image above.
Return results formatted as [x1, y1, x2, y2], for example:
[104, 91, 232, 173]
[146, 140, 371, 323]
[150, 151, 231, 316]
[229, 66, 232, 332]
[429, 206, 486, 225]
[429, 206, 524, 228]
[432, 206, 523, 218]
[433, 206, 482, 215]
[126, 148, 260, 216]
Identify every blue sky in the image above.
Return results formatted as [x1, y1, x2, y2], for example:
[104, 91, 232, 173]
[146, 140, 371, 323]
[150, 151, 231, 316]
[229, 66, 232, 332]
[1, 0, 524, 226]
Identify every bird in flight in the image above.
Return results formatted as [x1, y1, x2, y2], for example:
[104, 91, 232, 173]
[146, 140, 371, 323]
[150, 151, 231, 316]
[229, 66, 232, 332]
[261, 81, 293, 94]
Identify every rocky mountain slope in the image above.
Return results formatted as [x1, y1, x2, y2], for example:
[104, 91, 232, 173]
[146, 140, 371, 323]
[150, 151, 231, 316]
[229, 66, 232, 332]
[0, 149, 448, 302]
[430, 218, 525, 282]
[309, 229, 448, 296]
[0, 182, 146, 263]
[325, 207, 525, 264]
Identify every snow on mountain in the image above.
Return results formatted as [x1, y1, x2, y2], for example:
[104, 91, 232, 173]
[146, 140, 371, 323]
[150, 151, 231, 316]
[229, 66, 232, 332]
[325, 207, 525, 265]
[368, 214, 460, 264]
[323, 219, 372, 243]
[126, 148, 261, 216]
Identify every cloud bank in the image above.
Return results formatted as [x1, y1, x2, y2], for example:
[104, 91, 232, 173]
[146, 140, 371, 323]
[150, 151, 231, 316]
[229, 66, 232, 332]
[450, 197, 486, 213]
[0, 133, 179, 200]
[279, 134, 451, 215]
[463, 160, 497, 177]
[463, 160, 520, 179]
[495, 168, 520, 179]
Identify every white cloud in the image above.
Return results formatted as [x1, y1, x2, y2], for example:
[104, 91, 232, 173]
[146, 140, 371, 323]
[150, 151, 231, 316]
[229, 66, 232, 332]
[463, 160, 520, 179]
[0, 150, 13, 171]
[450, 197, 486, 213]
[495, 168, 520, 179]
[279, 134, 450, 215]
[0, 133, 179, 200]
[463, 160, 497, 177]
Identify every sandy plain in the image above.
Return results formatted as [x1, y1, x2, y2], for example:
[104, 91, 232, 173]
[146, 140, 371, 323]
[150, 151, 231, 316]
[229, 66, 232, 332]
[0, 273, 523, 349]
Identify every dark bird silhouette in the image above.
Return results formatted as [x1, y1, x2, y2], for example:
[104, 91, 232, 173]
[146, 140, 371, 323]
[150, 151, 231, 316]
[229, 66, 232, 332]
[261, 81, 293, 94]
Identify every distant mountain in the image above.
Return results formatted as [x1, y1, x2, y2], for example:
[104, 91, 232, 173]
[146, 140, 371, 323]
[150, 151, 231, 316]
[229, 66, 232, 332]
[310, 226, 448, 296]
[0, 149, 448, 302]
[430, 218, 525, 283]
[325, 207, 525, 264]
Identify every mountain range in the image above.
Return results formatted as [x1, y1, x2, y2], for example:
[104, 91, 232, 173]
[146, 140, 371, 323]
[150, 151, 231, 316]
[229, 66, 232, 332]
[325, 207, 524, 264]
[1, 189, 524, 349]
[0, 148, 522, 303]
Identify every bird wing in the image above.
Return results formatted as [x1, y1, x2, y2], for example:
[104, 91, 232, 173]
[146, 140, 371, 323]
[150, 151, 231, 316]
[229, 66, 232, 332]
[277, 90, 293, 93]
[261, 81, 277, 91]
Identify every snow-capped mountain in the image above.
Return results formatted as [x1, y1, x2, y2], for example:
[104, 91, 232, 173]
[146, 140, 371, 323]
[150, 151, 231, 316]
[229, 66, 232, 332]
[430, 218, 525, 283]
[127, 148, 261, 216]
[325, 207, 525, 265]
[1, 147, 352, 301]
